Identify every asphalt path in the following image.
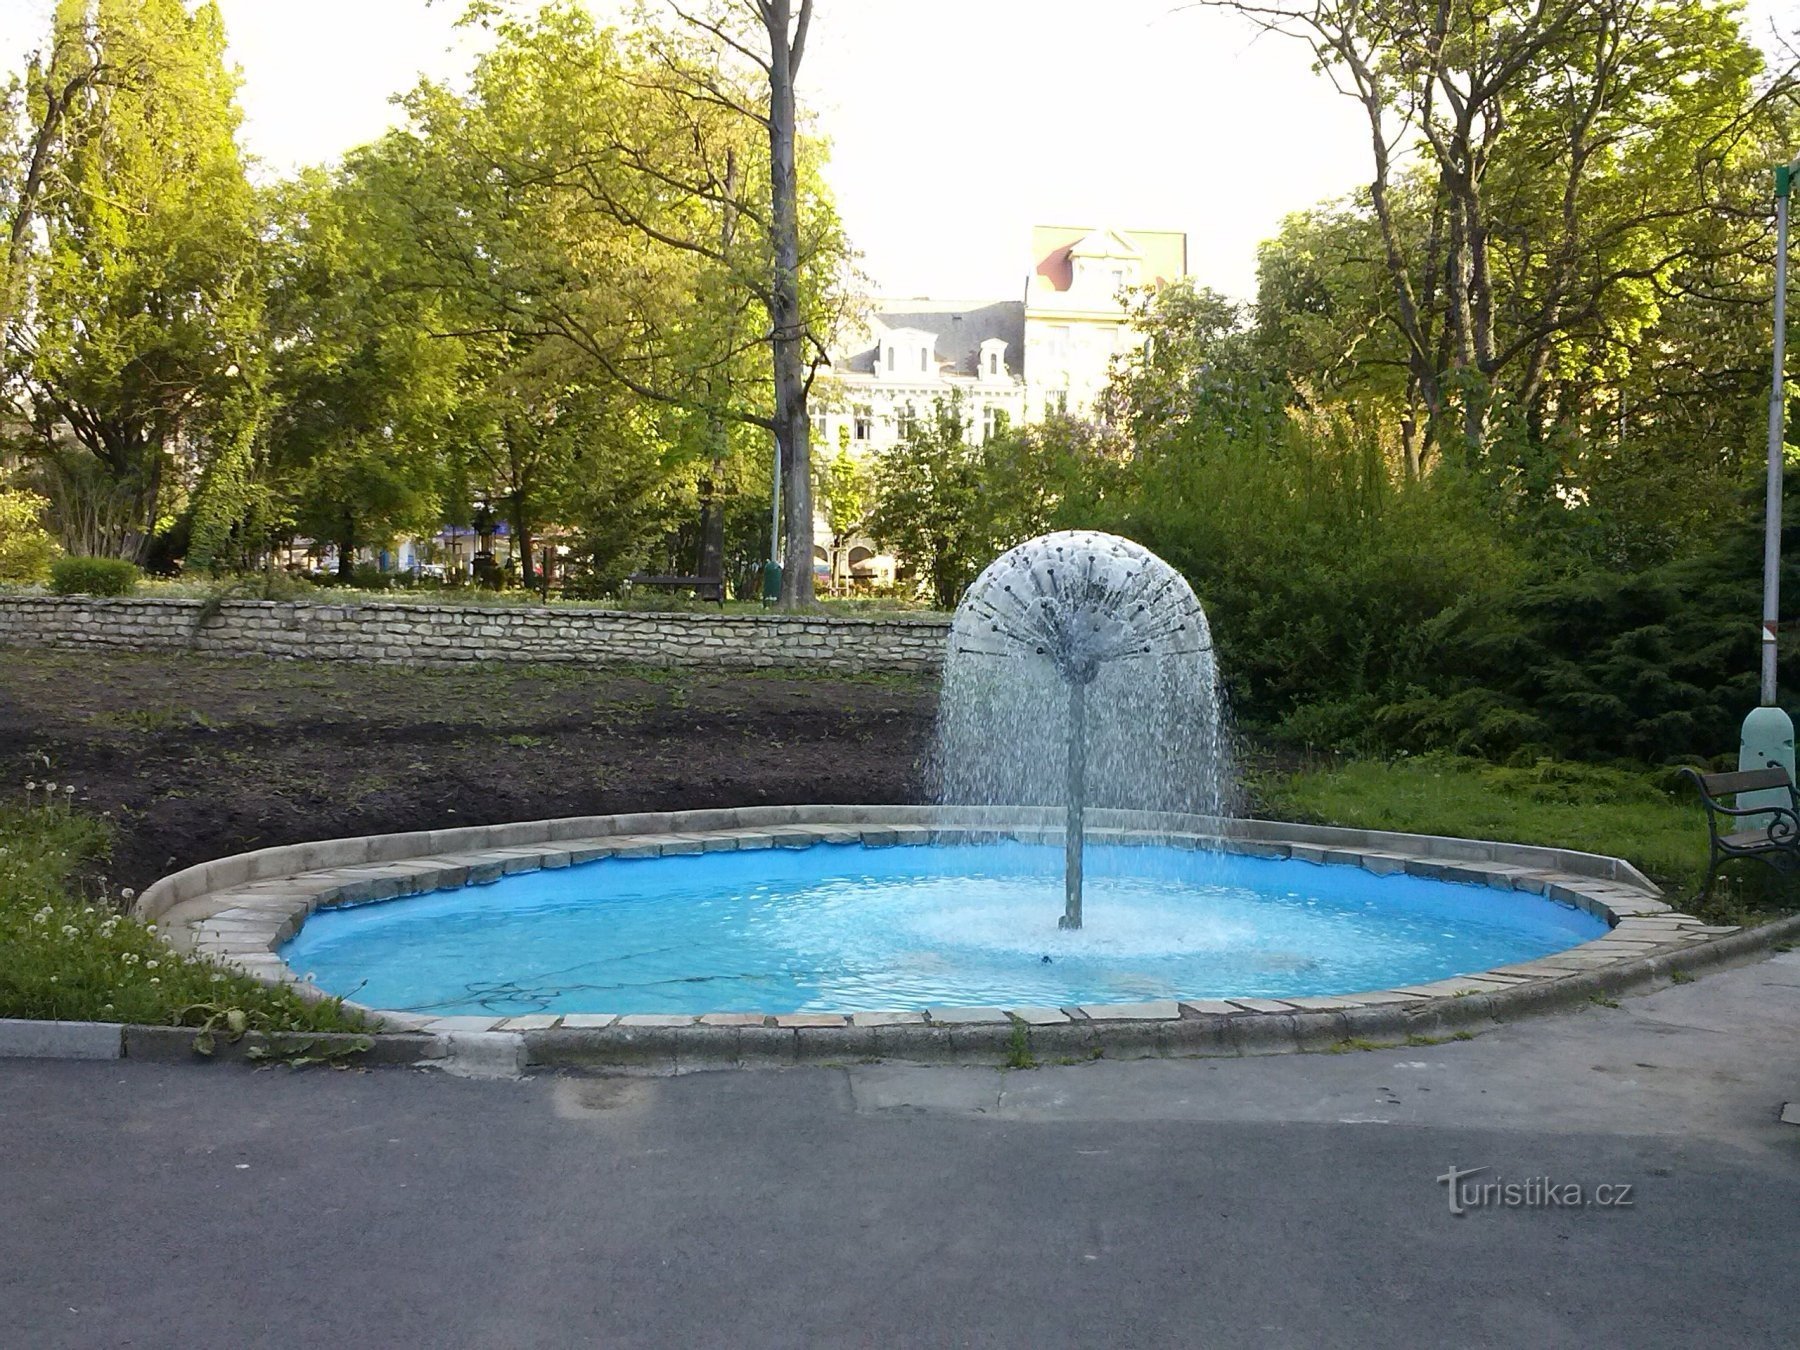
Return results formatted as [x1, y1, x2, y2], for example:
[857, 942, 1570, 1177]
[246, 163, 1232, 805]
[6, 955, 1800, 1349]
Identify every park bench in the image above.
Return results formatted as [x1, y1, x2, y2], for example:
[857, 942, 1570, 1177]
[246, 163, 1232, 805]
[1680, 765, 1800, 901]
[624, 573, 725, 605]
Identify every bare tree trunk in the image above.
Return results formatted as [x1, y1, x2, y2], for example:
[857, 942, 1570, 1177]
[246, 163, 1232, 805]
[761, 0, 815, 608]
[511, 496, 536, 589]
[699, 147, 740, 591]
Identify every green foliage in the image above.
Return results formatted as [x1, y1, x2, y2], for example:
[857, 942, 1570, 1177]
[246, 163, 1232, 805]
[5, 0, 265, 562]
[1216, 0, 1789, 496]
[864, 396, 987, 608]
[1372, 483, 1800, 762]
[864, 395, 1126, 607]
[816, 448, 869, 550]
[1004, 1020, 1037, 1070]
[0, 471, 58, 580]
[1103, 403, 1520, 738]
[0, 794, 362, 1031]
[49, 555, 137, 596]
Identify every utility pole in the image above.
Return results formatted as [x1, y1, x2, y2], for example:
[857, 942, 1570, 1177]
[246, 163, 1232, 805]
[1740, 160, 1800, 801]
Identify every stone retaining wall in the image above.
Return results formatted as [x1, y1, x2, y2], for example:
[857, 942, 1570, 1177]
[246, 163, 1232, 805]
[0, 595, 951, 673]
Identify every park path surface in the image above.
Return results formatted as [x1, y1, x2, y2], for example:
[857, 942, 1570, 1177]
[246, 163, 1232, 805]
[5, 954, 1800, 1349]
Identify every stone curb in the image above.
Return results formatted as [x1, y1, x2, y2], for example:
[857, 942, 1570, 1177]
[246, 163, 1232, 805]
[0, 1021, 440, 1066]
[83, 803, 1800, 1073]
[0, 1018, 124, 1060]
[8, 918, 1793, 1070]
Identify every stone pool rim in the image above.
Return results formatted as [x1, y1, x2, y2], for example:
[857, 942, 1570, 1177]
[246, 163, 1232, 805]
[135, 804, 1740, 1069]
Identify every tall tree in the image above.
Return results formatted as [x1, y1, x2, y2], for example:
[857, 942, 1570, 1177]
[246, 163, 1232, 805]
[2, 0, 262, 561]
[402, 1, 849, 607]
[261, 162, 461, 577]
[1195, 0, 1796, 477]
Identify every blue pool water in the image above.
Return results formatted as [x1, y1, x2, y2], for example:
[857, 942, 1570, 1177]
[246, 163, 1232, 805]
[282, 842, 1607, 1016]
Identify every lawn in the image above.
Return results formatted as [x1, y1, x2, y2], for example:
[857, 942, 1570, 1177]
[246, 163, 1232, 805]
[1259, 753, 1790, 924]
[0, 793, 363, 1035]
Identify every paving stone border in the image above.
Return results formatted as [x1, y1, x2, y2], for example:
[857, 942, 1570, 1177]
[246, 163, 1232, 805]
[64, 803, 1786, 1070]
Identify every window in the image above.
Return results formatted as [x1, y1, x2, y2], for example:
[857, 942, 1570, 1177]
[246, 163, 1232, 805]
[920, 349, 929, 373]
[988, 351, 1000, 376]
[1111, 268, 1125, 291]
[980, 406, 1008, 443]
[1047, 390, 1068, 416]
[853, 405, 872, 441]
[810, 413, 827, 438]
[896, 405, 916, 439]
[885, 345, 895, 372]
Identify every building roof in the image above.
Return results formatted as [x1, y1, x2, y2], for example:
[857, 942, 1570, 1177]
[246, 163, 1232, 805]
[838, 299, 1026, 377]
[1030, 225, 1188, 292]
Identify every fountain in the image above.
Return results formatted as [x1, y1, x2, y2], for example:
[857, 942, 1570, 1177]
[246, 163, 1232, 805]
[253, 530, 1629, 1029]
[936, 531, 1230, 930]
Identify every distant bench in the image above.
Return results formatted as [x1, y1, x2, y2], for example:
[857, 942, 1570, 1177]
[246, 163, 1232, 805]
[624, 574, 724, 606]
[1680, 765, 1800, 901]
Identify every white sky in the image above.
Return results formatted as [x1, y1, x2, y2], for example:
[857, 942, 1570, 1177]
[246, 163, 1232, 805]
[3, 0, 1797, 300]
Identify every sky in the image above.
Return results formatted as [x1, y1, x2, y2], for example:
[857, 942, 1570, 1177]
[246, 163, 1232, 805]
[3, 0, 1797, 301]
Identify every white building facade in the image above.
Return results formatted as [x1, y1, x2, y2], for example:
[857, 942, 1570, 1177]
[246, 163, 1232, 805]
[812, 226, 1189, 587]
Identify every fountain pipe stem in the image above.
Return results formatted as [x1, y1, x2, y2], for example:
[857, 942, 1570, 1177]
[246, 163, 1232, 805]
[1061, 679, 1086, 930]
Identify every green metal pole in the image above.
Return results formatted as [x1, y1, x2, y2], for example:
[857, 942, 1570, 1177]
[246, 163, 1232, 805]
[1762, 164, 1792, 706]
[1739, 161, 1800, 811]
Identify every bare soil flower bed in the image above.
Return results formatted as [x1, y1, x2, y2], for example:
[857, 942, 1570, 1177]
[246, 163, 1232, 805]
[0, 650, 936, 890]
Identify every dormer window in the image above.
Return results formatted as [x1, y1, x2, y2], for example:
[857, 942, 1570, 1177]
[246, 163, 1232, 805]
[885, 345, 895, 372]
[978, 338, 1009, 382]
[920, 349, 928, 373]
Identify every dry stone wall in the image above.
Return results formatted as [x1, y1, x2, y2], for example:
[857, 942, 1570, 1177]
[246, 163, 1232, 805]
[0, 596, 950, 673]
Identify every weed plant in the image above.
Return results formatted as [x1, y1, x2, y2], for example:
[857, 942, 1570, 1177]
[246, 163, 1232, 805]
[0, 785, 363, 1033]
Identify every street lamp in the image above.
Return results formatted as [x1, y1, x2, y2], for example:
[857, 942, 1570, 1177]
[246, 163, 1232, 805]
[1740, 158, 1800, 793]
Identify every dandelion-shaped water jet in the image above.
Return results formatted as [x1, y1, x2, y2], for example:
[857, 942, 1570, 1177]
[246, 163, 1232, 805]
[937, 531, 1227, 930]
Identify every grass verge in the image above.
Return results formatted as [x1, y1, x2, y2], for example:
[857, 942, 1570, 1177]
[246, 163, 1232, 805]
[1259, 754, 1796, 926]
[0, 796, 364, 1033]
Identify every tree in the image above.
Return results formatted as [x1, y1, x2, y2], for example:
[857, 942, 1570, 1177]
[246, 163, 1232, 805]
[1194, 0, 1797, 478]
[386, 2, 852, 604]
[2, 0, 263, 562]
[1104, 278, 1287, 456]
[1, 0, 106, 335]
[260, 162, 462, 577]
[865, 395, 988, 608]
[814, 445, 867, 589]
[0, 467, 57, 580]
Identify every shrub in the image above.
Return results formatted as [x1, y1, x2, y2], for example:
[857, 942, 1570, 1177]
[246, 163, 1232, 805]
[49, 556, 139, 596]
[0, 474, 59, 582]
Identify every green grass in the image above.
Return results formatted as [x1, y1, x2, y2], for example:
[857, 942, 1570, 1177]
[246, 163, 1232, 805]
[1262, 754, 1707, 892]
[0, 797, 364, 1033]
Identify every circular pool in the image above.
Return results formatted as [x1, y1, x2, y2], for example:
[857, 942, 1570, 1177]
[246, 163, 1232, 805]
[282, 839, 1608, 1018]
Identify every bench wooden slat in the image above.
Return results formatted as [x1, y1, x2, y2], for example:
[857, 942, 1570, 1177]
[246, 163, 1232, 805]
[1721, 827, 1780, 850]
[1697, 768, 1793, 796]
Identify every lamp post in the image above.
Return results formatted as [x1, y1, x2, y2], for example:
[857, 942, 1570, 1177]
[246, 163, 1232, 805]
[1740, 160, 1800, 795]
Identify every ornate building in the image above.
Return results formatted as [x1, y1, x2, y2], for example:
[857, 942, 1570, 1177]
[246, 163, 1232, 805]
[812, 226, 1188, 585]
